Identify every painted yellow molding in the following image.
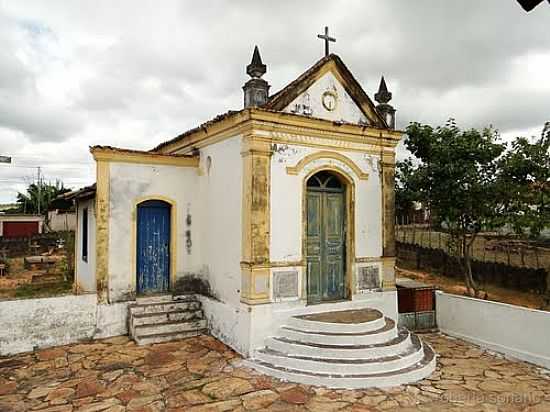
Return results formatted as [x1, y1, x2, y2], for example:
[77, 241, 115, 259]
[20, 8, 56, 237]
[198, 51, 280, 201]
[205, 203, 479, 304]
[240, 136, 272, 305]
[95, 160, 110, 302]
[130, 195, 178, 295]
[91, 147, 199, 167]
[287, 151, 369, 180]
[158, 108, 403, 155]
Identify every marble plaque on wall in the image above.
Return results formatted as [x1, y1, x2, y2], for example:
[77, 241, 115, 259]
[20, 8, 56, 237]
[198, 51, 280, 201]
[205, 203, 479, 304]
[273, 270, 299, 299]
[357, 265, 381, 291]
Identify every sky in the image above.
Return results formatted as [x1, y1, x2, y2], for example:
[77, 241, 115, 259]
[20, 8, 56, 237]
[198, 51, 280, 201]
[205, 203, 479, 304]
[0, 0, 549, 203]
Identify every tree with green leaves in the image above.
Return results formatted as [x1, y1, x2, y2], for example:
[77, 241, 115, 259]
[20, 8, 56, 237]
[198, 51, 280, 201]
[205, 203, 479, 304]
[498, 122, 550, 308]
[16, 180, 71, 224]
[400, 119, 506, 297]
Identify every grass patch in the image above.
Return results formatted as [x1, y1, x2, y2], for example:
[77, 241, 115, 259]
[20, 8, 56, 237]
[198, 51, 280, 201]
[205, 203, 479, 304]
[14, 281, 73, 299]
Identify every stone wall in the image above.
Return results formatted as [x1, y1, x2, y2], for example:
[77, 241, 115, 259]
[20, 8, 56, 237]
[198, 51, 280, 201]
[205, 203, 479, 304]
[397, 242, 547, 293]
[0, 294, 127, 356]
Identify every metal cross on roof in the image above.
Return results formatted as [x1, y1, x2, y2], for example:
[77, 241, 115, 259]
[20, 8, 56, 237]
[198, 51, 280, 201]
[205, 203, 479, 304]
[317, 26, 336, 57]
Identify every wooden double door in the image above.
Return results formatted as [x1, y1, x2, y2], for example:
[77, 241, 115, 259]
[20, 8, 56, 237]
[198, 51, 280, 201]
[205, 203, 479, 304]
[306, 171, 347, 304]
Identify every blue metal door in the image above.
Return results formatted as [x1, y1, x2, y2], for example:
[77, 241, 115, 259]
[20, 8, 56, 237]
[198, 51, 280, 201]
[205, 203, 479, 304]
[137, 200, 171, 294]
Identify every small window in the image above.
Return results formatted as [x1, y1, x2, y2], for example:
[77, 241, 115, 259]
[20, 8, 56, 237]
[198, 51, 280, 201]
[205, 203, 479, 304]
[82, 207, 88, 262]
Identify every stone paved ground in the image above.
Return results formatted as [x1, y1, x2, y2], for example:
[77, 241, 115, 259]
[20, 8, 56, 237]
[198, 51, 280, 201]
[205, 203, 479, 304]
[1, 333, 549, 412]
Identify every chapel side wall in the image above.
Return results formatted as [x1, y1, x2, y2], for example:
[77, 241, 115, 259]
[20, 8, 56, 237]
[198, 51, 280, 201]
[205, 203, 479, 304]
[107, 163, 200, 302]
[197, 135, 243, 308]
[75, 198, 96, 293]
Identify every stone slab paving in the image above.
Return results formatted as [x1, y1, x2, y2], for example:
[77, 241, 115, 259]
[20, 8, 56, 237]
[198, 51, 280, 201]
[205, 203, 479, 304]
[1, 333, 549, 411]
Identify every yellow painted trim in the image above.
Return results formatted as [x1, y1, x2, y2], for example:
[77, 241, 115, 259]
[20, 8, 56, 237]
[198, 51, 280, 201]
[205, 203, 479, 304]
[159, 108, 402, 154]
[131, 195, 178, 295]
[302, 165, 356, 302]
[287, 151, 369, 180]
[95, 160, 110, 302]
[92, 147, 199, 167]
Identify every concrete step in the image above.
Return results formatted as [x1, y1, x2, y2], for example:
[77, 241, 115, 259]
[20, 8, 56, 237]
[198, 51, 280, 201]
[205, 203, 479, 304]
[245, 344, 436, 389]
[279, 317, 398, 346]
[129, 299, 201, 315]
[287, 309, 385, 334]
[134, 319, 207, 337]
[254, 334, 424, 375]
[131, 309, 204, 326]
[135, 329, 207, 346]
[265, 328, 412, 360]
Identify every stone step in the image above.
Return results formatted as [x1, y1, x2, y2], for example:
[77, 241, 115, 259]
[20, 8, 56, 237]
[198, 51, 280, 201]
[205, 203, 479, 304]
[136, 295, 174, 304]
[131, 309, 204, 327]
[129, 299, 201, 315]
[245, 344, 436, 389]
[255, 334, 424, 375]
[134, 319, 207, 337]
[279, 317, 397, 346]
[287, 309, 385, 334]
[265, 328, 412, 360]
[134, 329, 207, 346]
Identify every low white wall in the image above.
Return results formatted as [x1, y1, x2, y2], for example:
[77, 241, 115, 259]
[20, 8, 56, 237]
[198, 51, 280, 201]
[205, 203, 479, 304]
[436, 291, 550, 369]
[0, 294, 127, 356]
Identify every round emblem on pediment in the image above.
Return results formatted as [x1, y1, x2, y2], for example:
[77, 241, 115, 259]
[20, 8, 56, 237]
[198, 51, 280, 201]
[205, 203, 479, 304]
[321, 90, 338, 112]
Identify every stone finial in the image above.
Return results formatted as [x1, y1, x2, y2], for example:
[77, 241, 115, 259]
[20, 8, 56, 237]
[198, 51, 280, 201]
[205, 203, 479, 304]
[247, 46, 266, 78]
[243, 45, 270, 108]
[375, 76, 392, 104]
[375, 76, 396, 129]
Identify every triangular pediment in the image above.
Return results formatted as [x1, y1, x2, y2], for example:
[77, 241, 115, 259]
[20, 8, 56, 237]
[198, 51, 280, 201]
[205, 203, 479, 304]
[264, 55, 386, 127]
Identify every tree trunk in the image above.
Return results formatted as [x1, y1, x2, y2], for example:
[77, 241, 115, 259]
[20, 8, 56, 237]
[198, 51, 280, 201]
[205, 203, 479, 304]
[461, 233, 480, 297]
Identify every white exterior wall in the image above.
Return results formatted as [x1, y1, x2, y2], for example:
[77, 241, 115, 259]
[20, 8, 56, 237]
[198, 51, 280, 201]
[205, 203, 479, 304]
[271, 145, 382, 262]
[108, 162, 200, 301]
[75, 198, 96, 293]
[196, 136, 243, 307]
[0, 294, 127, 356]
[47, 210, 77, 232]
[437, 291, 550, 369]
[283, 71, 369, 124]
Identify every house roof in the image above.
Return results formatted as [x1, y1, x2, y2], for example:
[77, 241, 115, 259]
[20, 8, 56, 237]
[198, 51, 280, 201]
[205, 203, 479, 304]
[152, 54, 389, 153]
[59, 184, 97, 202]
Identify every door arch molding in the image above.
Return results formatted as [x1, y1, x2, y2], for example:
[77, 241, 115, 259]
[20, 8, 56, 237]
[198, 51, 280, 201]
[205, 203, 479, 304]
[302, 166, 355, 303]
[131, 195, 177, 296]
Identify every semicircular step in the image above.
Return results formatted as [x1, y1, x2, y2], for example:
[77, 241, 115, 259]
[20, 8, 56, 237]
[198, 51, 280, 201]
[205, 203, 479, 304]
[245, 344, 436, 389]
[255, 334, 424, 375]
[287, 308, 386, 334]
[280, 317, 397, 346]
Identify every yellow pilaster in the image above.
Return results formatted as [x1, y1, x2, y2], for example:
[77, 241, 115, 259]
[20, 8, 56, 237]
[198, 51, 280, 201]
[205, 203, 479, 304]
[381, 151, 396, 290]
[95, 160, 110, 302]
[241, 136, 272, 304]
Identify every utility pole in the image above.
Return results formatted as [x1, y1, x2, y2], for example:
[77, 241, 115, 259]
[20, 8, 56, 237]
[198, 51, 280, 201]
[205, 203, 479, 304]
[37, 166, 41, 215]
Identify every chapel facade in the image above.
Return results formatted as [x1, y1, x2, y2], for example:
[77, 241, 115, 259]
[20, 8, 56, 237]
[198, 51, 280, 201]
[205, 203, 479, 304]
[69, 46, 436, 386]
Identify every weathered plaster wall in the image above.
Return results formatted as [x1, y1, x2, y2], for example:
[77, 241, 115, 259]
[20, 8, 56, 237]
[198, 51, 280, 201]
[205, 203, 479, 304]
[75, 198, 96, 293]
[0, 294, 127, 356]
[197, 136, 243, 307]
[108, 163, 200, 302]
[270, 145, 383, 296]
[283, 71, 369, 124]
[436, 291, 550, 369]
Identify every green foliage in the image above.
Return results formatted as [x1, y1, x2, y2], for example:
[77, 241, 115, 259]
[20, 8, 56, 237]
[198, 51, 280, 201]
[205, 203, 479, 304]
[16, 180, 71, 220]
[400, 119, 506, 295]
[498, 122, 550, 238]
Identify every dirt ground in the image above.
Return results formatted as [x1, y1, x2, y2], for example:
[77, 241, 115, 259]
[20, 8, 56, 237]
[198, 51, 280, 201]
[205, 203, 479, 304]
[397, 267, 547, 311]
[0, 254, 71, 300]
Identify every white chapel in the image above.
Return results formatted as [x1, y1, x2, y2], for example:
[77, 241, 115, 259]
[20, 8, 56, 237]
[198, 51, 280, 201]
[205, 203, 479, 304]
[68, 42, 435, 388]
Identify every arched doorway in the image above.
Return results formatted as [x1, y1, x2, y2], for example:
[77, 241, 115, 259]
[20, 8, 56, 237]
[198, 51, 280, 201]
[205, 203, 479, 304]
[306, 170, 348, 304]
[136, 200, 171, 294]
